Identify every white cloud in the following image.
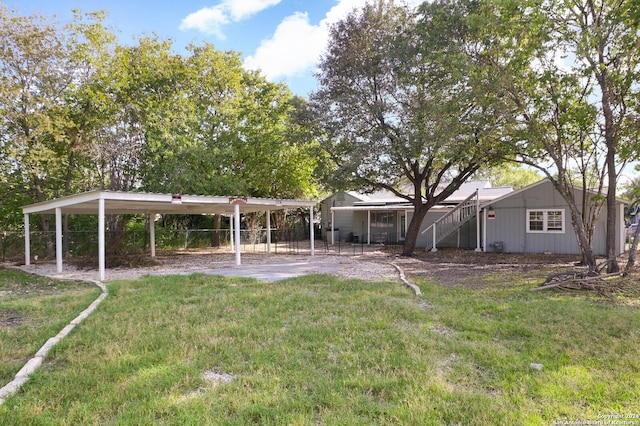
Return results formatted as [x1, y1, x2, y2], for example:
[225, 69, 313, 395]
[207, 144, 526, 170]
[243, 0, 367, 81]
[243, 0, 424, 82]
[226, 0, 282, 21]
[180, 5, 228, 38]
[243, 12, 325, 81]
[180, 0, 282, 38]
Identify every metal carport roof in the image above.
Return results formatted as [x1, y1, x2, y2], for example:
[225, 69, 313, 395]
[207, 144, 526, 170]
[22, 190, 314, 215]
[22, 190, 316, 281]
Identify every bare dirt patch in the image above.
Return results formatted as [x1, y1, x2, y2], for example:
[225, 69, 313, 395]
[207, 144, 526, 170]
[392, 248, 582, 287]
[6, 246, 629, 290]
[0, 309, 24, 328]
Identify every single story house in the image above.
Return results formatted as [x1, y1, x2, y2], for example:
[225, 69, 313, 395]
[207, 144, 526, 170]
[320, 179, 628, 256]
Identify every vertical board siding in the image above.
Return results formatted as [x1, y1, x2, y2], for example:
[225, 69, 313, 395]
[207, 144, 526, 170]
[486, 180, 613, 256]
[321, 180, 624, 255]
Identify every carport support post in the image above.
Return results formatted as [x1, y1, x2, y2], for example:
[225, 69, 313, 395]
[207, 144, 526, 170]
[331, 210, 335, 245]
[24, 213, 30, 266]
[367, 210, 371, 245]
[230, 214, 234, 252]
[98, 198, 105, 281]
[309, 207, 315, 256]
[475, 189, 481, 252]
[482, 208, 487, 253]
[149, 214, 156, 258]
[266, 210, 271, 254]
[234, 203, 241, 265]
[56, 207, 63, 273]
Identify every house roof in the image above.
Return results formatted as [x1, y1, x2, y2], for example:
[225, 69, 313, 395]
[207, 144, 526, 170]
[329, 181, 513, 207]
[441, 180, 513, 204]
[22, 190, 315, 216]
[478, 178, 629, 208]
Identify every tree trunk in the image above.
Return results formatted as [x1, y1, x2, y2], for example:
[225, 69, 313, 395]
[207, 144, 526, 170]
[566, 202, 597, 273]
[402, 203, 429, 256]
[107, 214, 126, 255]
[39, 214, 54, 259]
[624, 224, 640, 274]
[605, 116, 620, 274]
[212, 214, 221, 247]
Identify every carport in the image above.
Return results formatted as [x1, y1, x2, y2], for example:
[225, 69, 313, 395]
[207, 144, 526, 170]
[21, 191, 315, 281]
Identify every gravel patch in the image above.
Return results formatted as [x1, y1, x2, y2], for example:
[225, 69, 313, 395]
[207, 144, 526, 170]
[8, 251, 401, 283]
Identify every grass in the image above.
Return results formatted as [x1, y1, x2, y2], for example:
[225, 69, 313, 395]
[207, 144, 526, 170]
[0, 269, 101, 384]
[0, 266, 639, 424]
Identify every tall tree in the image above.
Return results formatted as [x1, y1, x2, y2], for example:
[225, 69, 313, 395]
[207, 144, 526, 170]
[555, 0, 640, 272]
[487, 0, 640, 272]
[0, 6, 72, 254]
[312, 0, 508, 255]
[228, 74, 319, 199]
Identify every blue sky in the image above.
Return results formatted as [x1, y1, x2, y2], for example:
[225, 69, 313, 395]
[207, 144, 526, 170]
[2, 0, 419, 96]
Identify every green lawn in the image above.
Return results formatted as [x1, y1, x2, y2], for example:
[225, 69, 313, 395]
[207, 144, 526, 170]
[0, 267, 639, 425]
[0, 269, 101, 384]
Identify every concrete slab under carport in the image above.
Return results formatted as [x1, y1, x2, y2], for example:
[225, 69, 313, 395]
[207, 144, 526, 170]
[200, 259, 351, 282]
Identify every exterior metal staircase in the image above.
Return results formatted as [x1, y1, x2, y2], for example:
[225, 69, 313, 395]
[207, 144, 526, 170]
[421, 189, 480, 252]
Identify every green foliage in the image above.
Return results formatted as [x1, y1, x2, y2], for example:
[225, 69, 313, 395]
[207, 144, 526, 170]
[0, 7, 322, 232]
[0, 5, 71, 206]
[312, 0, 516, 254]
[474, 164, 542, 189]
[481, 0, 640, 271]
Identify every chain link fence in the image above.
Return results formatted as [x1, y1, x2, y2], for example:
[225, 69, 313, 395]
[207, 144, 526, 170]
[1, 226, 323, 262]
[1, 226, 406, 263]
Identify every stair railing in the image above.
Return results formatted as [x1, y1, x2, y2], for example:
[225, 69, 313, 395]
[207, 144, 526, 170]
[421, 189, 478, 252]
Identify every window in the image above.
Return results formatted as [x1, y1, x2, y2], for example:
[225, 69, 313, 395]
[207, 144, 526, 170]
[371, 212, 394, 229]
[527, 209, 565, 233]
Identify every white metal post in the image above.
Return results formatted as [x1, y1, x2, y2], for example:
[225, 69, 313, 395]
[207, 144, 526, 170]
[234, 203, 241, 265]
[266, 209, 271, 254]
[367, 210, 371, 244]
[309, 206, 315, 256]
[55, 207, 63, 273]
[149, 214, 156, 258]
[230, 214, 234, 252]
[331, 210, 335, 245]
[98, 198, 105, 281]
[24, 214, 30, 266]
[482, 208, 487, 253]
[475, 189, 482, 252]
[431, 224, 437, 252]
